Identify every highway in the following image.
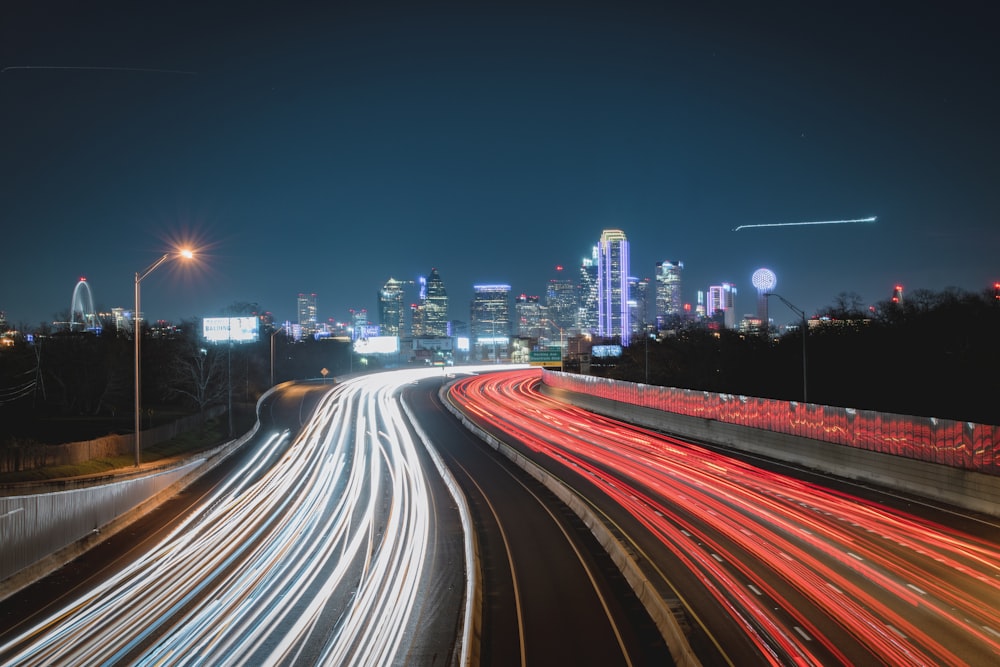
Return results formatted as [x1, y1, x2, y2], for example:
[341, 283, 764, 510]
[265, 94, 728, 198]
[0, 371, 467, 666]
[405, 372, 670, 665]
[447, 368, 1000, 666]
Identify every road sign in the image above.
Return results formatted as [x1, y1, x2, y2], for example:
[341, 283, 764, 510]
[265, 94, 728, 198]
[529, 349, 562, 367]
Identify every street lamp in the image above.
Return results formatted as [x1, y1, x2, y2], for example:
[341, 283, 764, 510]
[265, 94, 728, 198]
[766, 292, 808, 403]
[134, 248, 194, 467]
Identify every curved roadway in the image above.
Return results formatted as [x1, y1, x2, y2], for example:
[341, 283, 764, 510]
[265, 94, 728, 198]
[0, 372, 467, 666]
[446, 368, 1000, 666]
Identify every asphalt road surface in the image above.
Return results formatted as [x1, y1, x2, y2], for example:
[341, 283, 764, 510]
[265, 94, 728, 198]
[406, 372, 671, 666]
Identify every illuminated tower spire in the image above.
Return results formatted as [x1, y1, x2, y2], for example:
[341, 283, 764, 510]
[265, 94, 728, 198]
[751, 268, 777, 330]
[597, 229, 630, 345]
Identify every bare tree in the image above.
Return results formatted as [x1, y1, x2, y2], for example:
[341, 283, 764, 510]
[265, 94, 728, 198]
[821, 291, 866, 319]
[165, 339, 228, 412]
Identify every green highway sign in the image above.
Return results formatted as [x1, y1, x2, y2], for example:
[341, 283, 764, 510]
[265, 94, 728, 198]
[529, 349, 563, 366]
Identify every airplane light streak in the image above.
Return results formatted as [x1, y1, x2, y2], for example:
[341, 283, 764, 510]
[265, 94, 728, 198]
[733, 216, 877, 232]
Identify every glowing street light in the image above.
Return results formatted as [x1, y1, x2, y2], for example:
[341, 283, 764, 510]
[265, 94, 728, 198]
[134, 248, 195, 467]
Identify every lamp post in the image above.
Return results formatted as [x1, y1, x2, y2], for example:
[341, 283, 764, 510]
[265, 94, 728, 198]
[766, 292, 808, 403]
[270, 324, 286, 387]
[134, 248, 194, 467]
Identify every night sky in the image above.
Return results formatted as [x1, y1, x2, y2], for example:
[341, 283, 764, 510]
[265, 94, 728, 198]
[3, 2, 997, 329]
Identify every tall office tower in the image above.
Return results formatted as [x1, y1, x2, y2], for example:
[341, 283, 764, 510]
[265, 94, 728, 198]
[423, 268, 449, 336]
[378, 277, 406, 337]
[471, 284, 511, 359]
[545, 265, 578, 333]
[655, 260, 684, 329]
[297, 293, 318, 335]
[350, 308, 369, 327]
[597, 229, 631, 345]
[515, 293, 545, 337]
[707, 283, 737, 329]
[629, 276, 650, 335]
[577, 249, 599, 334]
[110, 307, 128, 332]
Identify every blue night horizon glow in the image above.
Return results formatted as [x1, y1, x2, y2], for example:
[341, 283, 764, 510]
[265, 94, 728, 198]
[1, 4, 997, 328]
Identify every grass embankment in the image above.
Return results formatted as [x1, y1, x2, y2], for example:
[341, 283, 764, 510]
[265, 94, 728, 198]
[0, 411, 256, 484]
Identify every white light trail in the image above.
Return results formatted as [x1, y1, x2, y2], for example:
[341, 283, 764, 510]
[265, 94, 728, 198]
[0, 367, 469, 666]
[1, 65, 197, 76]
[733, 216, 877, 232]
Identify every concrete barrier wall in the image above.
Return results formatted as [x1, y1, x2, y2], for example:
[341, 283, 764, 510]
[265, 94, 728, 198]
[0, 392, 266, 600]
[0, 460, 203, 584]
[540, 373, 1000, 518]
[542, 372, 998, 475]
[0, 405, 227, 474]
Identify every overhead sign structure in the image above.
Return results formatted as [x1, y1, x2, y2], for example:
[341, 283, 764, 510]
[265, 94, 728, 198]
[529, 348, 563, 367]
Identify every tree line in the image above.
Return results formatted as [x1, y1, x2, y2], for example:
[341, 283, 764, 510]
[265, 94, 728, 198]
[0, 319, 356, 447]
[602, 287, 1000, 425]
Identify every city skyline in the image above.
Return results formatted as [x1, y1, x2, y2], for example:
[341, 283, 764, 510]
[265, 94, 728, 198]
[12, 232, 960, 336]
[2, 3, 997, 329]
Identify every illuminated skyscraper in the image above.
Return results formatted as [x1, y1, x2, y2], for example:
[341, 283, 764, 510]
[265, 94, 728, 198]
[707, 283, 737, 329]
[515, 293, 545, 337]
[297, 293, 317, 334]
[629, 276, 650, 336]
[655, 260, 683, 329]
[423, 268, 449, 337]
[378, 277, 406, 338]
[578, 250, 598, 334]
[597, 229, 630, 345]
[471, 284, 511, 361]
[545, 265, 578, 333]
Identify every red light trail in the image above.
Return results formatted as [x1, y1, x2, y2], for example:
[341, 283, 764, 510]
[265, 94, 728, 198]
[449, 369, 1000, 665]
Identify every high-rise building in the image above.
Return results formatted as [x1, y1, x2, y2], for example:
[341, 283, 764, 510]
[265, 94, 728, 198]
[707, 283, 737, 329]
[423, 268, 449, 337]
[378, 278, 406, 338]
[597, 229, 631, 345]
[655, 260, 684, 329]
[515, 293, 545, 337]
[577, 250, 598, 334]
[545, 265, 578, 333]
[471, 284, 511, 360]
[297, 293, 318, 335]
[110, 307, 129, 332]
[629, 276, 650, 336]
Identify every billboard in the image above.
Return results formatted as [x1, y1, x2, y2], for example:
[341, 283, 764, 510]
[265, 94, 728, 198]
[592, 344, 622, 358]
[203, 316, 259, 343]
[353, 336, 400, 354]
